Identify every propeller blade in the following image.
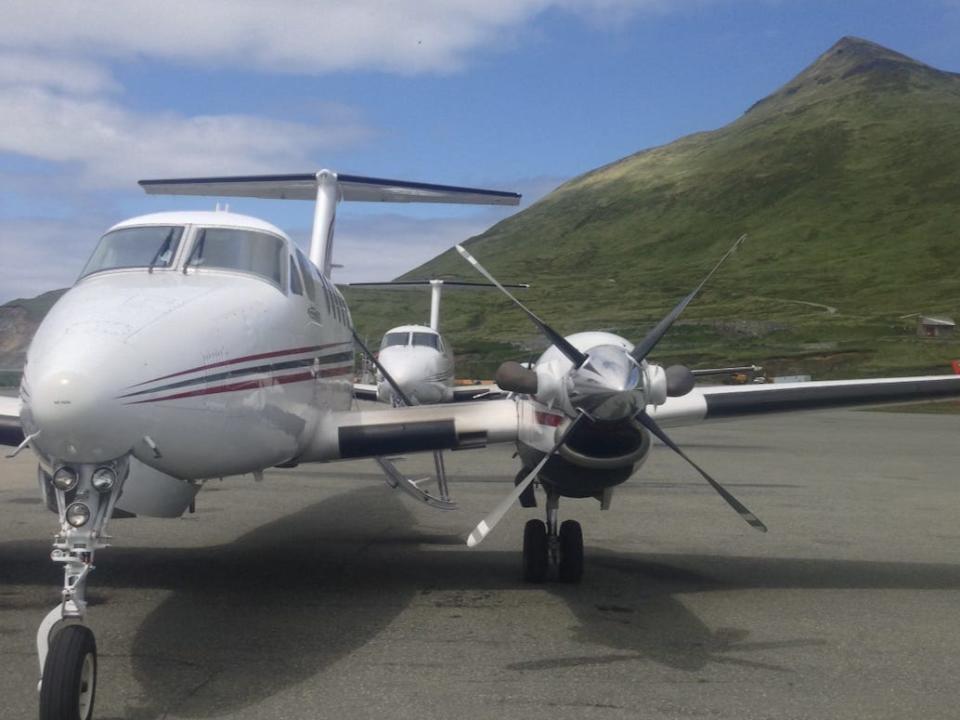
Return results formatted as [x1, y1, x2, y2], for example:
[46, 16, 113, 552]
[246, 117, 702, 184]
[467, 413, 585, 547]
[635, 410, 767, 532]
[352, 329, 414, 407]
[456, 244, 588, 368]
[631, 234, 746, 362]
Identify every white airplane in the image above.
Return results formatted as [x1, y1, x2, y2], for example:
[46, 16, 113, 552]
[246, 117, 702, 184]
[347, 278, 527, 512]
[349, 279, 528, 406]
[2, 170, 960, 720]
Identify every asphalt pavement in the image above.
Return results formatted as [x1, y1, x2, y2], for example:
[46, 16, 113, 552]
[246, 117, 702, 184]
[1, 407, 959, 719]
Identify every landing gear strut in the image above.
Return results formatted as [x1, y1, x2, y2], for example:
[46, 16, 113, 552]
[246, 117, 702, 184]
[37, 459, 127, 720]
[522, 490, 583, 583]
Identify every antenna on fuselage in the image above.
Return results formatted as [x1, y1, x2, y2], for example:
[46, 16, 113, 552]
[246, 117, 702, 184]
[138, 171, 521, 279]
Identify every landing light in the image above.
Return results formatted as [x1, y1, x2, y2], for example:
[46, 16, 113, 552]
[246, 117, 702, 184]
[66, 503, 91, 528]
[53, 467, 78, 492]
[91, 467, 116, 492]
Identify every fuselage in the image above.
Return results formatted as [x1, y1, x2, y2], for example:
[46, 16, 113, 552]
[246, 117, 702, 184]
[375, 324, 455, 405]
[20, 211, 355, 505]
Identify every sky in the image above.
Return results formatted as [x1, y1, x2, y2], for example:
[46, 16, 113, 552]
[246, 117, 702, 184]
[2, 0, 960, 303]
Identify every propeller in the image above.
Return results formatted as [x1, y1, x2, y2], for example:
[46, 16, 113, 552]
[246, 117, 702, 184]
[456, 245, 588, 368]
[635, 410, 766, 531]
[631, 234, 745, 363]
[466, 413, 586, 547]
[456, 233, 766, 533]
[353, 329, 456, 510]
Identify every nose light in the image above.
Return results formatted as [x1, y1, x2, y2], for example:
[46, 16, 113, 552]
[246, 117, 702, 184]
[91, 467, 117, 493]
[66, 502, 91, 527]
[53, 467, 79, 492]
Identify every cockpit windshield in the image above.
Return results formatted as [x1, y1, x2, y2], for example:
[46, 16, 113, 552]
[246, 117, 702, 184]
[186, 228, 284, 286]
[412, 332, 440, 350]
[381, 332, 410, 349]
[80, 226, 184, 278]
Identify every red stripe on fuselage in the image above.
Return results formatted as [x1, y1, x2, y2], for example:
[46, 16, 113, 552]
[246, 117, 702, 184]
[126, 365, 352, 404]
[131, 342, 351, 386]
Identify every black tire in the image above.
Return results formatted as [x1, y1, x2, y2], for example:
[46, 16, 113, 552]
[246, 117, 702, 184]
[522, 519, 548, 583]
[515, 469, 537, 508]
[558, 519, 584, 584]
[39, 625, 97, 720]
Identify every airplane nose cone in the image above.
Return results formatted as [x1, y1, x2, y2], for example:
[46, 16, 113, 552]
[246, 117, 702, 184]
[27, 352, 138, 462]
[378, 363, 418, 404]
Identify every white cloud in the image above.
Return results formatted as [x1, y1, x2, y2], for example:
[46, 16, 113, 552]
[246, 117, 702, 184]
[0, 218, 108, 302]
[0, 52, 119, 95]
[0, 84, 373, 188]
[1, 1, 671, 75]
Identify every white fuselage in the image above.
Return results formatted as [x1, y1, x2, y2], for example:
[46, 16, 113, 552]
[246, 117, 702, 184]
[375, 324, 455, 405]
[20, 211, 355, 514]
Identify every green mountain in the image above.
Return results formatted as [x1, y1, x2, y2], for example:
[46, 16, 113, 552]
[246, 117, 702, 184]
[345, 36, 960, 379]
[0, 289, 67, 385]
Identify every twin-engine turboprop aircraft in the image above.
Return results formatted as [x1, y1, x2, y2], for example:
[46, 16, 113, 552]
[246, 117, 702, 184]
[348, 279, 527, 511]
[349, 279, 527, 406]
[3, 170, 960, 720]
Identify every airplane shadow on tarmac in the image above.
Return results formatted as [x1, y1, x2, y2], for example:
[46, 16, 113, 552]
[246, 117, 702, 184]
[5, 485, 960, 718]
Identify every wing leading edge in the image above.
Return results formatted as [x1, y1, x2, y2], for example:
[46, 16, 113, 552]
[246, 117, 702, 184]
[0, 395, 23, 447]
[651, 375, 960, 427]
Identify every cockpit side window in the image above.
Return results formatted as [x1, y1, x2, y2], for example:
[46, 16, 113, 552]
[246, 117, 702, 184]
[412, 332, 440, 350]
[381, 332, 410, 349]
[187, 228, 284, 287]
[295, 248, 317, 303]
[289, 257, 303, 295]
[80, 226, 184, 278]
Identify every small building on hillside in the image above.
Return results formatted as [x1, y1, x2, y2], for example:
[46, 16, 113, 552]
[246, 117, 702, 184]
[917, 315, 955, 338]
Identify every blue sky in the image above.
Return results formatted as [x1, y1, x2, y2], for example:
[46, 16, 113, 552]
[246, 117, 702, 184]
[2, 0, 959, 302]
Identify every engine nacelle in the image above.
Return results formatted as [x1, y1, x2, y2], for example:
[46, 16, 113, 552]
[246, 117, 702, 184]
[518, 416, 651, 498]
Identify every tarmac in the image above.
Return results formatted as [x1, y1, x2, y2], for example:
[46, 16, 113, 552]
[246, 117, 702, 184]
[1, 407, 959, 719]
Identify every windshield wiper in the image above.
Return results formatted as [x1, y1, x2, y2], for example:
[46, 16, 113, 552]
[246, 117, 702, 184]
[148, 229, 176, 274]
[184, 231, 206, 274]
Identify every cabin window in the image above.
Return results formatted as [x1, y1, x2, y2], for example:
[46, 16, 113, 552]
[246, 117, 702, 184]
[412, 332, 440, 350]
[289, 257, 303, 295]
[382, 332, 410, 348]
[187, 228, 284, 286]
[80, 225, 184, 278]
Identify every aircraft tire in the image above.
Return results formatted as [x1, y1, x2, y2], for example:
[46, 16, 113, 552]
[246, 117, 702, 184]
[557, 519, 584, 584]
[522, 519, 548, 583]
[39, 624, 97, 720]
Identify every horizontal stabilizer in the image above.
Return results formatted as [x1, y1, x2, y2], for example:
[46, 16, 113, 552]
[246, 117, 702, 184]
[140, 172, 521, 206]
[347, 280, 529, 290]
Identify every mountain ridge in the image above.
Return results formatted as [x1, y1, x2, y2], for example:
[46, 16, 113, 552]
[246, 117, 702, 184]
[351, 36, 960, 378]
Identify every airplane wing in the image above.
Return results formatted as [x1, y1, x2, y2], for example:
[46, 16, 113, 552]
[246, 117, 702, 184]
[651, 375, 960, 427]
[302, 399, 520, 462]
[351, 382, 506, 403]
[452, 383, 506, 401]
[0, 395, 23, 447]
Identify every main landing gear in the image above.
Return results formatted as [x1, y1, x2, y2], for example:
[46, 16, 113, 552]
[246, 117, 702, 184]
[37, 460, 128, 720]
[522, 490, 583, 584]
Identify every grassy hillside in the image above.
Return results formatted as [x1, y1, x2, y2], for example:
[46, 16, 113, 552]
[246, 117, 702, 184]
[345, 37, 960, 379]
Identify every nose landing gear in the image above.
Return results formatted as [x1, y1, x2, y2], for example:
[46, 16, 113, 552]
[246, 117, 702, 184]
[522, 490, 583, 584]
[37, 460, 127, 720]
